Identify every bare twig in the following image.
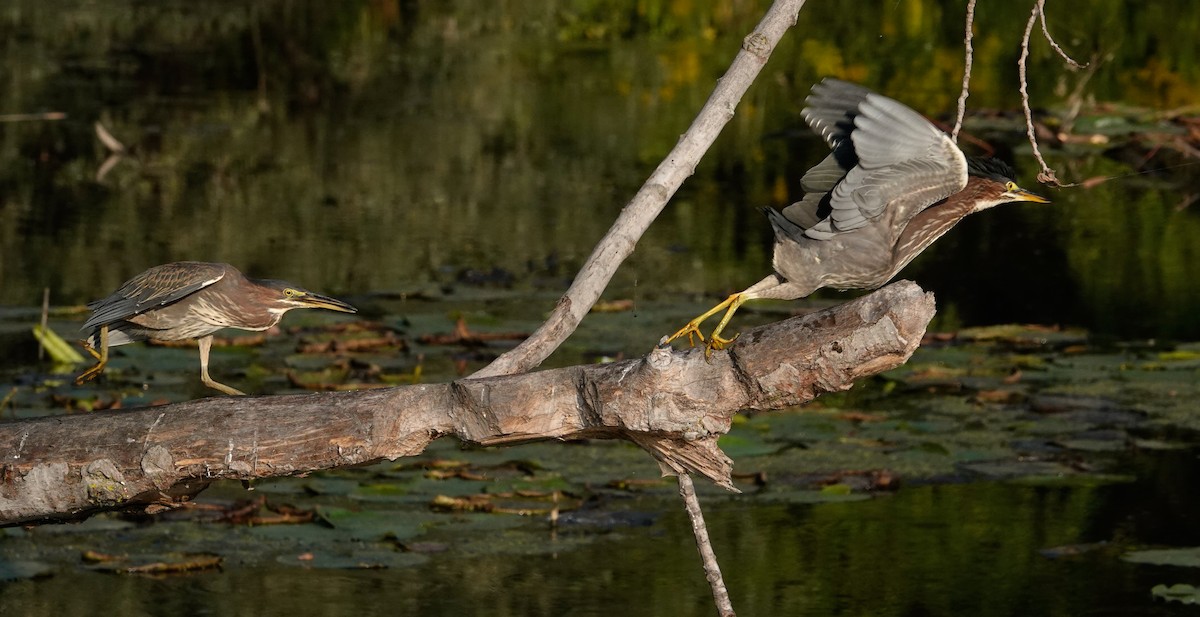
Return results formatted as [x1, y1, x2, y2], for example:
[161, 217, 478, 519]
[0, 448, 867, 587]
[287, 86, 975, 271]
[1019, 1, 1059, 186]
[679, 473, 735, 617]
[1038, 6, 1087, 69]
[94, 122, 126, 154]
[1018, 0, 1085, 188]
[0, 112, 66, 123]
[951, 0, 977, 142]
[471, 0, 808, 379]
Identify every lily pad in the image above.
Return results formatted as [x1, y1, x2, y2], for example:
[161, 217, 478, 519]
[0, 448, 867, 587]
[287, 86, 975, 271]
[718, 432, 779, 458]
[277, 549, 428, 570]
[87, 552, 222, 576]
[312, 507, 438, 542]
[1123, 547, 1200, 568]
[0, 560, 55, 581]
[1151, 583, 1200, 604]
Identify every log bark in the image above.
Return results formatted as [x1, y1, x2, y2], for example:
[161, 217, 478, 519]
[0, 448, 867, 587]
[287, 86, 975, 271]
[0, 281, 933, 526]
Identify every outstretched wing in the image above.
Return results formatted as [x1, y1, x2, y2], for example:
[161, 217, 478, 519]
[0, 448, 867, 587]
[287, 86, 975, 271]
[787, 79, 968, 241]
[81, 262, 228, 331]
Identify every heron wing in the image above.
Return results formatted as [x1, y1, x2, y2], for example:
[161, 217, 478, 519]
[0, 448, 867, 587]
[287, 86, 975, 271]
[798, 79, 967, 241]
[802, 79, 873, 150]
[81, 262, 228, 331]
[773, 153, 844, 235]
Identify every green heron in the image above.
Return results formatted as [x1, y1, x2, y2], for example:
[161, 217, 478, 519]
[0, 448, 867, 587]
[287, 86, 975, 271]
[667, 78, 1049, 357]
[76, 261, 357, 396]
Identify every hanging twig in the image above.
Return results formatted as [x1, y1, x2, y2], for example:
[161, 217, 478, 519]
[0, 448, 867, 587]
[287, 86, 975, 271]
[1018, 0, 1084, 187]
[1038, 5, 1087, 69]
[951, 0, 977, 142]
[679, 473, 735, 617]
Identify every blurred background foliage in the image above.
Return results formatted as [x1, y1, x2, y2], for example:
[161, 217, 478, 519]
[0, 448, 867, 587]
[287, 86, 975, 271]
[1, 0, 1197, 337]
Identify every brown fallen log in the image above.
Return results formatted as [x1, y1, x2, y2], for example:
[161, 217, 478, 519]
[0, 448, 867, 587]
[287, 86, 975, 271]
[0, 281, 933, 526]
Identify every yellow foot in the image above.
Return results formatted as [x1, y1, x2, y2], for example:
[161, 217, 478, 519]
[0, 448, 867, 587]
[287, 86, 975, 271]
[664, 292, 749, 361]
[666, 321, 708, 348]
[75, 340, 106, 385]
[75, 362, 106, 385]
[703, 332, 740, 361]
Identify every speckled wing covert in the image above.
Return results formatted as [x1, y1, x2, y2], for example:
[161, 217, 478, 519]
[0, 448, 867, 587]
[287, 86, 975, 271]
[775, 78, 968, 241]
[81, 262, 228, 332]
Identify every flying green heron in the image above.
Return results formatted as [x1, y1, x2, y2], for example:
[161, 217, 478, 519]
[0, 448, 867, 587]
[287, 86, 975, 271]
[666, 78, 1049, 357]
[76, 261, 357, 396]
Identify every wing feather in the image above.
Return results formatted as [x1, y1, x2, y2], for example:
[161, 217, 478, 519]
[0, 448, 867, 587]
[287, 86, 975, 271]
[793, 79, 967, 240]
[81, 262, 229, 331]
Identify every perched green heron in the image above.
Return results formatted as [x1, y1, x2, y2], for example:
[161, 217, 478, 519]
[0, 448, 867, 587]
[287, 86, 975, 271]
[667, 78, 1049, 357]
[76, 261, 357, 396]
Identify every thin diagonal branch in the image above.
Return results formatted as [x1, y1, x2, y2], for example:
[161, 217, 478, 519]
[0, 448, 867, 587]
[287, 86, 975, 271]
[471, 0, 808, 379]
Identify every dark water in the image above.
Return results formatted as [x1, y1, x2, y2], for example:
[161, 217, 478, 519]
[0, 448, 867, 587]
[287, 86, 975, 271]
[2, 448, 1200, 616]
[1, 0, 1198, 338]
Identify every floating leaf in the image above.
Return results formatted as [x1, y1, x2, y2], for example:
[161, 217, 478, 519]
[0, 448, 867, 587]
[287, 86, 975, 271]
[431, 494, 494, 513]
[312, 507, 435, 541]
[820, 483, 853, 495]
[1124, 547, 1200, 568]
[718, 432, 778, 458]
[0, 560, 54, 581]
[89, 552, 222, 576]
[32, 325, 84, 364]
[277, 550, 427, 570]
[1157, 350, 1200, 362]
[1151, 583, 1200, 604]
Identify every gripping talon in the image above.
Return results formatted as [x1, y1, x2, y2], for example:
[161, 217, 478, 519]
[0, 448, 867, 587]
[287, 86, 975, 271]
[667, 322, 707, 348]
[75, 326, 109, 385]
[664, 292, 747, 359]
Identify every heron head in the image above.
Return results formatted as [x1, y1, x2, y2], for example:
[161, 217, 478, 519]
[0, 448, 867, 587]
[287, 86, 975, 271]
[965, 157, 1050, 211]
[255, 280, 358, 315]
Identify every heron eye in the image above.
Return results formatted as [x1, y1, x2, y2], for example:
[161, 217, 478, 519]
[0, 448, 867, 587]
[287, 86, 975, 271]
[284, 288, 303, 298]
[1005, 181, 1018, 191]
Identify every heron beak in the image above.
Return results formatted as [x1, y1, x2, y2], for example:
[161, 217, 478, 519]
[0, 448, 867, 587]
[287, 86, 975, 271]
[296, 292, 358, 314]
[1012, 188, 1050, 204]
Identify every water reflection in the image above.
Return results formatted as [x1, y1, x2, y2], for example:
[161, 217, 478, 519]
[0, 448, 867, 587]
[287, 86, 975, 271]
[2, 1, 1198, 337]
[2, 448, 1197, 616]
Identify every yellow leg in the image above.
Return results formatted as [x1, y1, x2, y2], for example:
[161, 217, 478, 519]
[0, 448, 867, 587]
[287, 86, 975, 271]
[702, 294, 750, 358]
[75, 326, 109, 385]
[197, 335, 246, 396]
[666, 292, 750, 358]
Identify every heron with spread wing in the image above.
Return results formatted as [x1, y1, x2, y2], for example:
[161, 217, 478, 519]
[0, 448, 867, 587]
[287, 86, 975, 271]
[77, 261, 357, 395]
[666, 78, 1048, 357]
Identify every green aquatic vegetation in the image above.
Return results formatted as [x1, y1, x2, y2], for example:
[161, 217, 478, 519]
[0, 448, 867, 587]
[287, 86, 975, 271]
[1124, 547, 1200, 568]
[1151, 583, 1200, 604]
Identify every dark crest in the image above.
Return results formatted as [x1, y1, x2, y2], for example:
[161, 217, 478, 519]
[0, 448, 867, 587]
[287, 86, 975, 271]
[966, 157, 1017, 182]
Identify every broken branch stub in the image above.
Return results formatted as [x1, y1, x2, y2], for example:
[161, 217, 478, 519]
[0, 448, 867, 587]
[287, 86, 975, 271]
[0, 281, 933, 526]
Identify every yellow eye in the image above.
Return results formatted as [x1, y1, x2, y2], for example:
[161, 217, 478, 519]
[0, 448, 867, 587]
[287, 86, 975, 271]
[1005, 181, 1019, 191]
[284, 288, 303, 298]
